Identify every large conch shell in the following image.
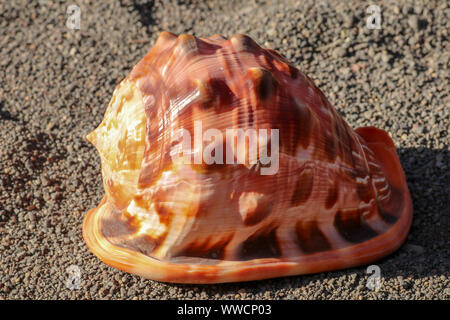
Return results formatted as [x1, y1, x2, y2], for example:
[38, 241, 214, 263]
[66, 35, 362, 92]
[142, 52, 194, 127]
[83, 32, 413, 283]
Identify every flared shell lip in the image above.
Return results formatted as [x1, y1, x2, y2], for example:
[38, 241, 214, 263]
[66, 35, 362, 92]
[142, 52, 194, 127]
[82, 186, 412, 284]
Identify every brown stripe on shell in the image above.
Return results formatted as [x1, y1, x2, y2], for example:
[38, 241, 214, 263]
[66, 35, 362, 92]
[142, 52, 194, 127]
[190, 139, 239, 175]
[174, 234, 234, 260]
[246, 67, 278, 101]
[216, 46, 238, 95]
[153, 189, 174, 225]
[324, 131, 337, 162]
[193, 79, 213, 109]
[291, 166, 314, 206]
[237, 225, 281, 260]
[194, 78, 236, 112]
[245, 68, 279, 129]
[295, 220, 332, 253]
[211, 79, 236, 110]
[325, 182, 338, 209]
[334, 120, 354, 165]
[334, 208, 379, 243]
[294, 99, 313, 149]
[341, 126, 364, 170]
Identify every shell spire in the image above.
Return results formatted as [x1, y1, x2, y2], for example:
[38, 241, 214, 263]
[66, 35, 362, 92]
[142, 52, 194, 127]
[83, 32, 413, 283]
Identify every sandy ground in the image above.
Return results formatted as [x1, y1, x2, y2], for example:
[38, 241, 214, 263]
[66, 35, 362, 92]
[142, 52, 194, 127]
[0, 0, 448, 299]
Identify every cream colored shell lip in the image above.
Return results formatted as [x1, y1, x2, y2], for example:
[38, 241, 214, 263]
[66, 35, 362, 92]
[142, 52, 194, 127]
[83, 31, 413, 284]
[86, 81, 146, 210]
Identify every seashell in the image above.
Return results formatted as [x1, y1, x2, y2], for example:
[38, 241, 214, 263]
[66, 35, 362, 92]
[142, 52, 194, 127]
[83, 32, 413, 283]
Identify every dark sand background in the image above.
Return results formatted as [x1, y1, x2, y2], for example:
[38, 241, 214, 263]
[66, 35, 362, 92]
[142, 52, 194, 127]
[0, 0, 448, 299]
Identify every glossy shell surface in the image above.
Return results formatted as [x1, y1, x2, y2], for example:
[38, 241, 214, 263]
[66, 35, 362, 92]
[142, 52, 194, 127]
[83, 32, 413, 283]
